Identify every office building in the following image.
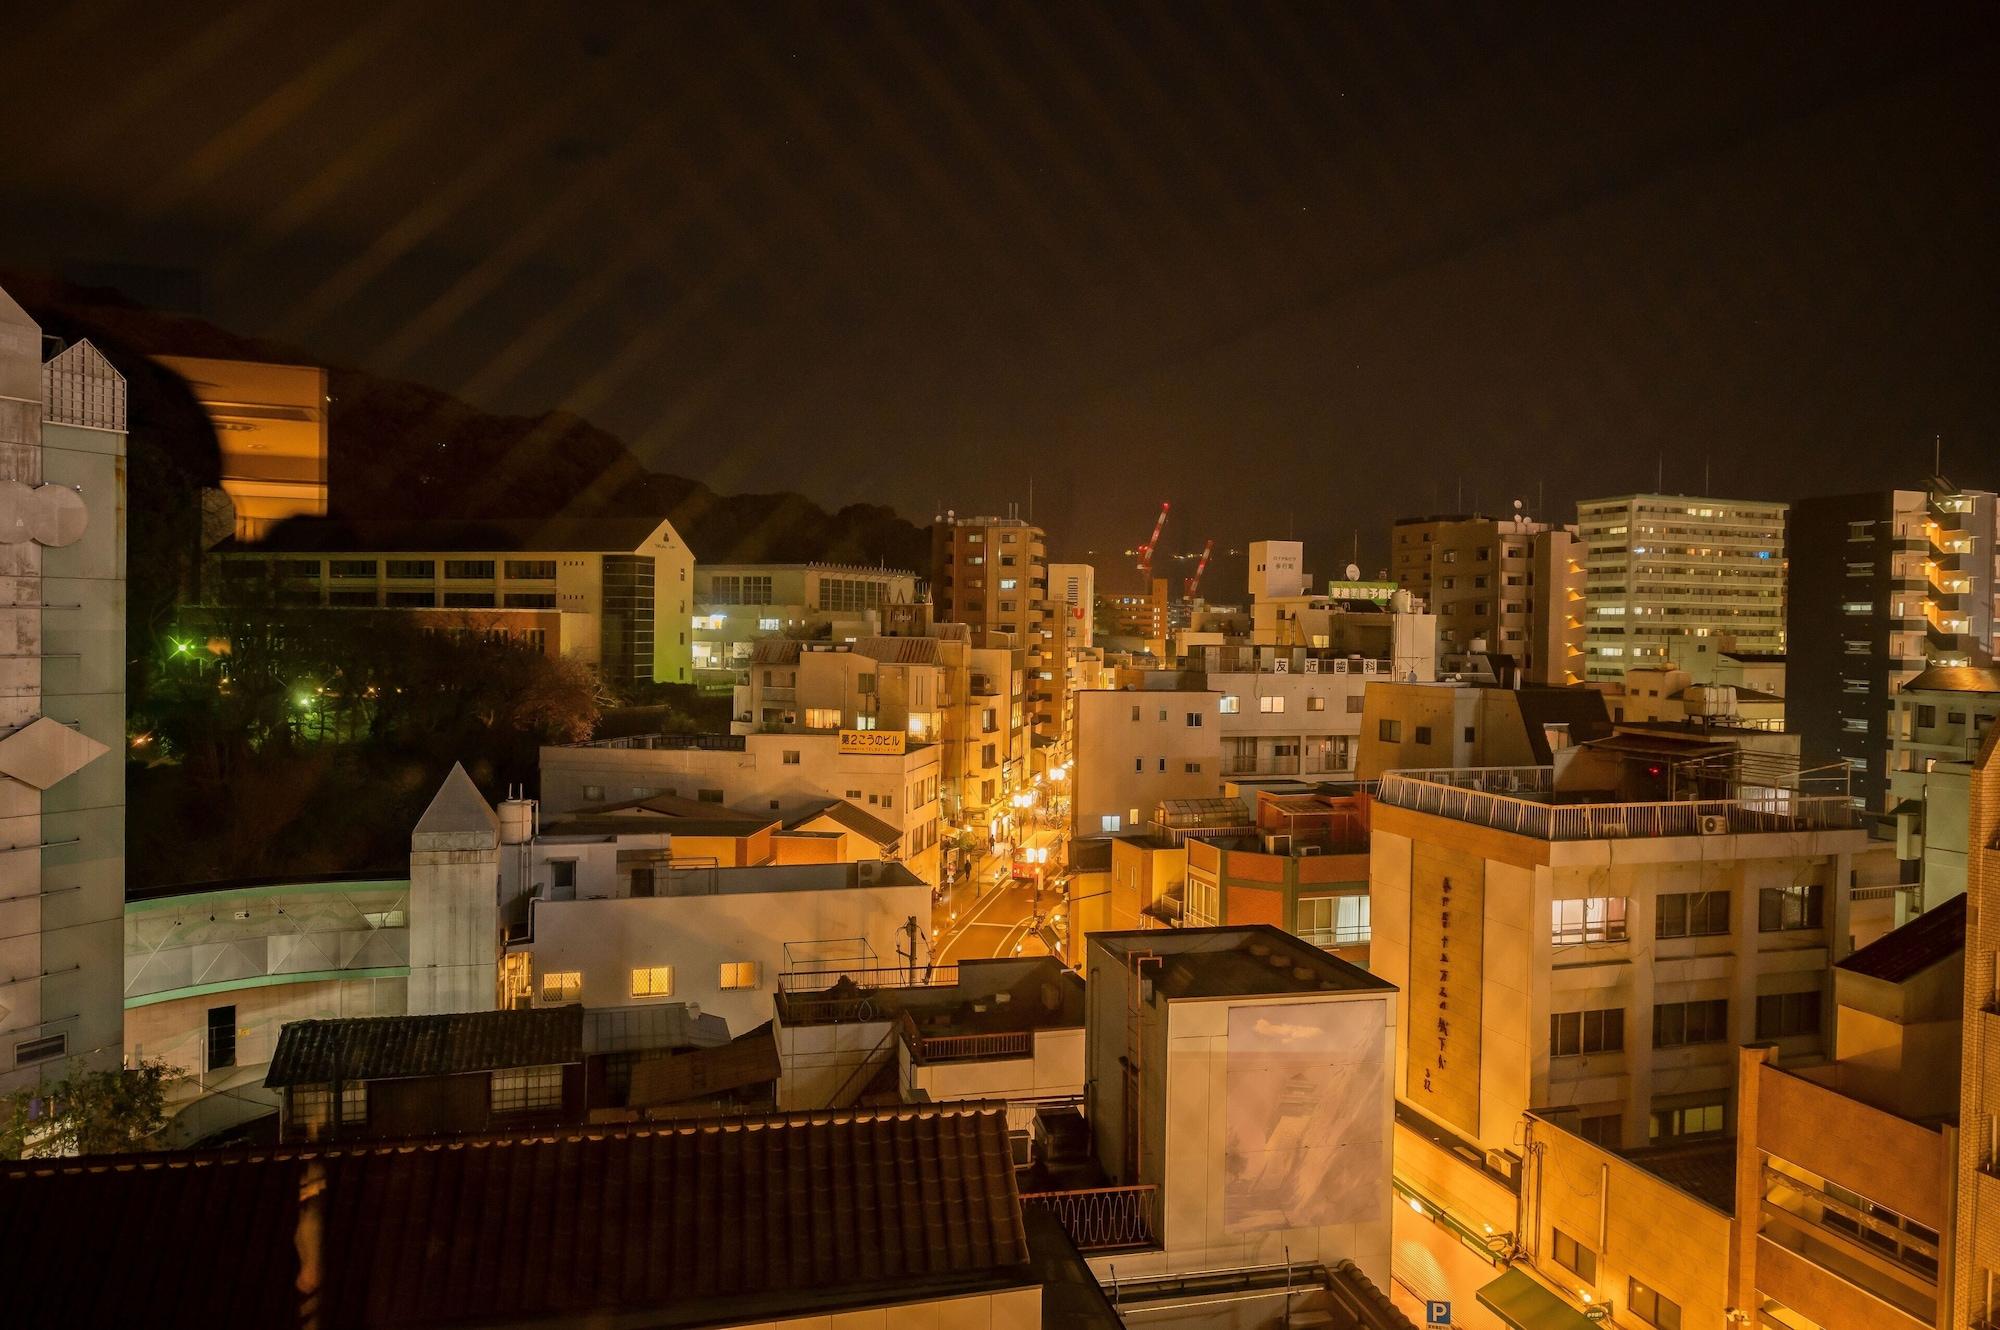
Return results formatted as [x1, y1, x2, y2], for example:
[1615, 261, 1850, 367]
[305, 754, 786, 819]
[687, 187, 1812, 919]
[0, 291, 127, 1095]
[1577, 494, 1786, 682]
[1791, 485, 1999, 813]
[1391, 514, 1588, 686]
[1889, 663, 2000, 913]
[154, 355, 328, 542]
[210, 515, 696, 687]
[690, 561, 921, 689]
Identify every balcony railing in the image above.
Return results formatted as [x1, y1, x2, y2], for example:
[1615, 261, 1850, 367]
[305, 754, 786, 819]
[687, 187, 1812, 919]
[1378, 767, 1860, 841]
[905, 1029, 1033, 1064]
[1020, 1185, 1159, 1251]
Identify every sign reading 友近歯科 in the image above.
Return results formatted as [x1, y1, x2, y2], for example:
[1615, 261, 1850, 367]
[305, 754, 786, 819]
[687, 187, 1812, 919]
[838, 729, 907, 755]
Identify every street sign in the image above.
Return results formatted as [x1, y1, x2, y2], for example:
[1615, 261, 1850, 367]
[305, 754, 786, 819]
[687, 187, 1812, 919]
[1425, 1301, 1451, 1327]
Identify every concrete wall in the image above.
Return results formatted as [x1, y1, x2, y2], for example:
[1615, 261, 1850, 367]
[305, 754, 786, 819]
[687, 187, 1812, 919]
[409, 826, 500, 1014]
[1072, 689, 1221, 837]
[517, 881, 931, 1035]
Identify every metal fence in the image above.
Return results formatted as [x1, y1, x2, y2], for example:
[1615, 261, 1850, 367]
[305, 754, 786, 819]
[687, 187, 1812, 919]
[905, 1029, 1032, 1064]
[1020, 1184, 1159, 1250]
[1377, 768, 1859, 841]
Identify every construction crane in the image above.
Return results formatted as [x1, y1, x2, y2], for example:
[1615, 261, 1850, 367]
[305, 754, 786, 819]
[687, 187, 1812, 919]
[1134, 501, 1171, 578]
[1183, 539, 1215, 599]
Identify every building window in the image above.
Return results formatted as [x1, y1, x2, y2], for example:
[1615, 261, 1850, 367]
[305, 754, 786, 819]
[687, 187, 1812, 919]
[1346, 695, 1364, 713]
[1758, 884, 1824, 932]
[783, 750, 800, 765]
[12, 1032, 64, 1067]
[1185, 877, 1219, 928]
[1297, 895, 1371, 947]
[1551, 897, 1628, 945]
[548, 860, 577, 900]
[540, 971, 582, 1004]
[329, 559, 376, 578]
[1101, 814, 1122, 833]
[385, 559, 435, 579]
[1307, 695, 1325, 712]
[630, 966, 674, 997]
[1131, 704, 1141, 722]
[1220, 694, 1240, 714]
[697, 788, 723, 803]
[1184, 761, 1202, 774]
[491, 1065, 564, 1114]
[629, 867, 655, 898]
[1656, 890, 1730, 938]
[1578, 1114, 1621, 1148]
[1185, 712, 1203, 727]
[805, 707, 841, 729]
[1259, 695, 1285, 713]
[340, 1082, 367, 1124]
[1413, 725, 1432, 744]
[1628, 1278, 1680, 1330]
[720, 961, 760, 989]
[505, 559, 557, 579]
[1551, 1228, 1597, 1283]
[1652, 999, 1728, 1048]
[1378, 718, 1402, 742]
[1755, 990, 1822, 1039]
[1549, 1008, 1623, 1057]
[582, 784, 604, 802]
[443, 591, 495, 608]
[504, 592, 557, 609]
[206, 1005, 238, 1071]
[444, 559, 495, 579]
[1649, 1099, 1726, 1142]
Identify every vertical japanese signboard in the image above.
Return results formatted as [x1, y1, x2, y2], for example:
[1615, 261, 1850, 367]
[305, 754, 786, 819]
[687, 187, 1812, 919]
[1405, 842, 1483, 1137]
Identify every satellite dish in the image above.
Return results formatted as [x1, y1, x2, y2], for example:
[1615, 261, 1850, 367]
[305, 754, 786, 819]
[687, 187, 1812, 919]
[1344, 562, 1360, 581]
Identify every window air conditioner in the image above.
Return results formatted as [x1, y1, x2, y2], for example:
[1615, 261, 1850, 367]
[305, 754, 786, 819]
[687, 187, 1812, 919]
[1698, 814, 1729, 836]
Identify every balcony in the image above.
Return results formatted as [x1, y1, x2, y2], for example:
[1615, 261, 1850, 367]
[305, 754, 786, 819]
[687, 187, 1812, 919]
[902, 1028, 1032, 1064]
[1020, 1184, 1158, 1251]
[1378, 767, 1860, 840]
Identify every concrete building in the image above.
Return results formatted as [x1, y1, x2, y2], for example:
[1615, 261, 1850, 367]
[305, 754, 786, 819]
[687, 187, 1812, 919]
[732, 630, 1030, 828]
[1890, 663, 2000, 914]
[154, 355, 328, 542]
[1391, 514, 1587, 686]
[1081, 926, 1398, 1320]
[540, 729, 943, 885]
[1049, 561, 1095, 651]
[1070, 685, 1222, 838]
[690, 561, 921, 691]
[210, 515, 696, 687]
[1790, 485, 1999, 814]
[1355, 678, 1614, 781]
[1953, 726, 2000, 1330]
[931, 511, 1067, 760]
[1247, 540, 1439, 678]
[1097, 580, 1172, 659]
[0, 293, 127, 1096]
[1616, 664, 1786, 732]
[1578, 494, 1787, 683]
[1371, 737, 1866, 1162]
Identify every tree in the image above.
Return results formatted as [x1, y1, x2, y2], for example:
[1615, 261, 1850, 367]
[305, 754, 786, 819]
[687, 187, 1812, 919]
[0, 1058, 177, 1160]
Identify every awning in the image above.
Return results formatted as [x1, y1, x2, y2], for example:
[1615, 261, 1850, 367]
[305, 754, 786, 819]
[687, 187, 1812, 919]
[1476, 1269, 1596, 1330]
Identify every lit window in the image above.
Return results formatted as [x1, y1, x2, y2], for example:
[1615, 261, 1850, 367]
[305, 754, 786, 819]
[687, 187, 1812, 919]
[1220, 695, 1240, 714]
[491, 1065, 564, 1114]
[758, 617, 781, 631]
[540, 971, 582, 1003]
[1551, 897, 1628, 945]
[1259, 695, 1285, 713]
[1100, 814, 1122, 833]
[720, 961, 760, 990]
[631, 966, 674, 997]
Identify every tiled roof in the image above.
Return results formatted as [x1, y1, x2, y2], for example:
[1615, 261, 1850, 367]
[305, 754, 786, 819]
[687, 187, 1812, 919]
[1903, 662, 2000, 694]
[752, 638, 803, 664]
[265, 1006, 585, 1087]
[855, 635, 943, 665]
[788, 798, 901, 846]
[0, 1096, 1024, 1328]
[1838, 893, 1966, 983]
[0, 1104, 1030, 1330]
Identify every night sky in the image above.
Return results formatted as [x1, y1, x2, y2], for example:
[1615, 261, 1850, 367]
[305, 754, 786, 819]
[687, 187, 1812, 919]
[5, 1, 1997, 578]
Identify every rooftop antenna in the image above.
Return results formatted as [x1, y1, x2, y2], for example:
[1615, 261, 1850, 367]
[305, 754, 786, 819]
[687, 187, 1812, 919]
[1936, 433, 1943, 477]
[1656, 453, 1664, 493]
[1028, 475, 1034, 524]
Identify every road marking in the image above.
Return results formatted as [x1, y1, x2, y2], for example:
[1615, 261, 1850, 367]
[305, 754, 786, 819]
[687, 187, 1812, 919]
[935, 880, 1019, 961]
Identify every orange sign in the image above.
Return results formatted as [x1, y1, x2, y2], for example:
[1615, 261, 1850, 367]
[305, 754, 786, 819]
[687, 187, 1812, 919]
[838, 729, 906, 755]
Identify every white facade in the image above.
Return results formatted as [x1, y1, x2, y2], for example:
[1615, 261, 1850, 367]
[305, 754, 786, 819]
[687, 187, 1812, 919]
[0, 294, 126, 1093]
[1071, 688, 1223, 837]
[1048, 561, 1095, 650]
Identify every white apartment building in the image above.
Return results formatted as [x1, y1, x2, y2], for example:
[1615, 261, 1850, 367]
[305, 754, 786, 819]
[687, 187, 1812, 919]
[0, 292, 127, 1093]
[539, 730, 942, 885]
[1071, 687, 1222, 837]
[690, 562, 921, 689]
[1889, 663, 2000, 913]
[1578, 493, 1787, 681]
[1048, 561, 1094, 651]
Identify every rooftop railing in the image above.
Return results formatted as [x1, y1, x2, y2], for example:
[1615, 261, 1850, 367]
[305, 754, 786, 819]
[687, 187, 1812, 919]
[564, 732, 747, 752]
[1377, 767, 1860, 841]
[1020, 1185, 1159, 1251]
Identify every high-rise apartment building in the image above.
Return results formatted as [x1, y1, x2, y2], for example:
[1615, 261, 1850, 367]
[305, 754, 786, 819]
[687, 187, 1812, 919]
[931, 512, 1060, 763]
[1791, 484, 1999, 812]
[1954, 728, 2000, 1328]
[1390, 514, 1586, 684]
[0, 288, 128, 1091]
[1578, 494, 1787, 682]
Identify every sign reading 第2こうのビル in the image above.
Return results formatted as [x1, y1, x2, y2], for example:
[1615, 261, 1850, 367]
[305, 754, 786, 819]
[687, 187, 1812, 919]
[838, 729, 907, 755]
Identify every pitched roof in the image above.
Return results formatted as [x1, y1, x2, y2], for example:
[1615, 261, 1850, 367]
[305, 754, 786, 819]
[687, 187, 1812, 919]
[265, 1006, 585, 1087]
[0, 1105, 1030, 1330]
[752, 638, 803, 664]
[1838, 893, 1966, 983]
[787, 798, 901, 847]
[855, 635, 943, 665]
[629, 1021, 782, 1107]
[1903, 663, 2000, 694]
[412, 762, 498, 838]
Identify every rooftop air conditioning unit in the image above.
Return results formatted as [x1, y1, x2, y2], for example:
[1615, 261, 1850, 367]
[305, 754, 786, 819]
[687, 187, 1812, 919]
[856, 860, 885, 884]
[1303, 658, 1321, 673]
[1297, 845, 1323, 857]
[1264, 833, 1292, 855]
[1485, 1148, 1523, 1186]
[1698, 814, 1729, 836]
